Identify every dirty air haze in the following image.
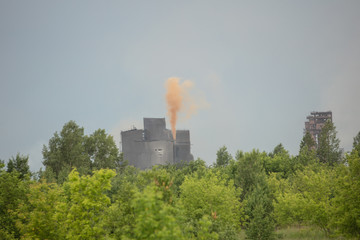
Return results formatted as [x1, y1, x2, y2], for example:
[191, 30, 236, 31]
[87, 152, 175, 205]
[1, 1, 360, 171]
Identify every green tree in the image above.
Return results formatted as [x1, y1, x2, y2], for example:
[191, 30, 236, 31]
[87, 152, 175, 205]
[245, 180, 275, 240]
[234, 150, 275, 239]
[353, 131, 360, 156]
[55, 168, 116, 240]
[105, 166, 185, 239]
[130, 183, 184, 240]
[179, 170, 241, 239]
[16, 181, 63, 239]
[6, 153, 30, 180]
[300, 131, 316, 151]
[269, 143, 286, 158]
[42, 121, 90, 183]
[269, 173, 303, 226]
[84, 129, 121, 170]
[43, 122, 122, 183]
[104, 180, 136, 239]
[264, 145, 295, 178]
[273, 166, 335, 235]
[215, 146, 232, 167]
[296, 132, 319, 169]
[331, 151, 360, 238]
[0, 161, 30, 239]
[317, 120, 342, 166]
[235, 150, 266, 199]
[160, 158, 208, 197]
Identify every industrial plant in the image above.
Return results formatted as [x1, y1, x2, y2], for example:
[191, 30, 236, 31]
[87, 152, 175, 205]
[304, 111, 333, 145]
[121, 118, 194, 169]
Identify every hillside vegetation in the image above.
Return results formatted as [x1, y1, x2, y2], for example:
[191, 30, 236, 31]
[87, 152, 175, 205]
[1, 121, 360, 239]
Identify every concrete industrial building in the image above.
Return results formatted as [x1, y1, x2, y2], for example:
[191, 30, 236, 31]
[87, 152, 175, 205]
[121, 118, 194, 169]
[304, 111, 332, 145]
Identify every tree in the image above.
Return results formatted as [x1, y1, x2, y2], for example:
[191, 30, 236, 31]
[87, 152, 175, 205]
[7, 153, 30, 180]
[295, 132, 319, 170]
[300, 131, 316, 151]
[331, 152, 360, 238]
[269, 143, 286, 158]
[215, 146, 232, 167]
[0, 161, 30, 239]
[317, 120, 342, 166]
[130, 184, 183, 240]
[16, 181, 63, 239]
[353, 131, 360, 156]
[235, 150, 266, 199]
[42, 121, 90, 183]
[55, 168, 116, 240]
[43, 121, 122, 183]
[234, 150, 275, 239]
[84, 129, 121, 170]
[273, 166, 336, 235]
[264, 145, 294, 178]
[245, 180, 275, 240]
[296, 146, 318, 168]
[179, 170, 241, 239]
[104, 177, 136, 239]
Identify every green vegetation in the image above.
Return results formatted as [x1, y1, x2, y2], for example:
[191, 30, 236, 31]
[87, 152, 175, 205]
[1, 121, 360, 239]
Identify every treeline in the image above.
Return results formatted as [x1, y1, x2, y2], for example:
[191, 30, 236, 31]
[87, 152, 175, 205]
[1, 120, 360, 239]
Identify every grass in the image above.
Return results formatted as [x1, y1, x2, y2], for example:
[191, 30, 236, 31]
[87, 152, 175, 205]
[276, 226, 336, 240]
[238, 226, 349, 240]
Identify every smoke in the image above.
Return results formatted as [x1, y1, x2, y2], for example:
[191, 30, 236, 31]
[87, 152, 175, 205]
[165, 77, 208, 140]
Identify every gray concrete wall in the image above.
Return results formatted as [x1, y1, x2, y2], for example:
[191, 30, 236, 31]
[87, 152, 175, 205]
[121, 118, 193, 169]
[121, 129, 145, 169]
[144, 118, 172, 141]
[175, 130, 190, 143]
[144, 140, 174, 167]
[174, 130, 193, 163]
[174, 144, 193, 163]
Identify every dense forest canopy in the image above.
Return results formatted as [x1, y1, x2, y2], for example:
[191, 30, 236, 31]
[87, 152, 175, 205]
[1, 120, 360, 239]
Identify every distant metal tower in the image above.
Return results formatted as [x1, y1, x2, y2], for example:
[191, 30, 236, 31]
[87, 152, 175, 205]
[304, 111, 332, 145]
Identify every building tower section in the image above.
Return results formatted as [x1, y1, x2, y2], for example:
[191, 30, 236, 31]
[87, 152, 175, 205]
[304, 111, 332, 145]
[121, 118, 194, 169]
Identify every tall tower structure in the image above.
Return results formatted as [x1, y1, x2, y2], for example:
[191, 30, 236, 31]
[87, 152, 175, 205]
[304, 111, 332, 145]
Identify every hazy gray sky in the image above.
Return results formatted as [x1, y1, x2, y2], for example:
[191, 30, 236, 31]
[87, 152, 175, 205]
[1, 1, 360, 171]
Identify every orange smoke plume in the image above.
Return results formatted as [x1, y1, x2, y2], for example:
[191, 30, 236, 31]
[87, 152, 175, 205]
[165, 77, 208, 140]
[166, 78, 182, 140]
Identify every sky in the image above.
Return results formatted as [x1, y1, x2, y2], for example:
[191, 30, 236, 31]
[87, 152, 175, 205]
[1, 1, 360, 171]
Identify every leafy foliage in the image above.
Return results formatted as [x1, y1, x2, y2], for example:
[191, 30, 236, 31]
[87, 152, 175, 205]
[42, 121, 90, 183]
[84, 129, 122, 170]
[0, 160, 30, 239]
[216, 146, 232, 167]
[316, 120, 342, 166]
[272, 161, 354, 237]
[300, 131, 316, 151]
[56, 168, 116, 240]
[264, 145, 296, 178]
[42, 121, 122, 183]
[234, 150, 276, 239]
[16, 181, 63, 239]
[3, 120, 360, 239]
[245, 181, 275, 240]
[330, 152, 360, 238]
[353, 131, 360, 156]
[6, 153, 30, 180]
[234, 150, 266, 199]
[180, 170, 241, 239]
[131, 183, 183, 240]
